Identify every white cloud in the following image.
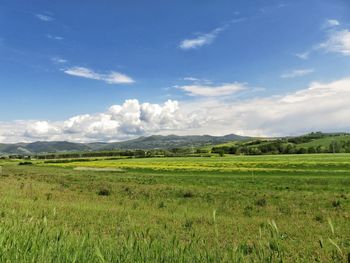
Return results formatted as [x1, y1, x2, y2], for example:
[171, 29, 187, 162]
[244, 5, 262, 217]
[179, 17, 247, 50]
[47, 34, 64, 40]
[176, 77, 350, 136]
[318, 29, 350, 56]
[104, 72, 135, 84]
[183, 77, 212, 84]
[24, 121, 60, 138]
[280, 68, 314, 79]
[63, 66, 135, 84]
[295, 20, 346, 59]
[36, 14, 54, 22]
[183, 77, 199, 82]
[179, 27, 224, 50]
[179, 83, 246, 97]
[0, 100, 198, 143]
[64, 67, 100, 79]
[1, 77, 350, 142]
[51, 57, 67, 64]
[295, 52, 309, 60]
[324, 19, 340, 28]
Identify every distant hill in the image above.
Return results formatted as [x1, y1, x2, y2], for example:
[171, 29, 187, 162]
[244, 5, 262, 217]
[100, 134, 250, 150]
[1, 132, 349, 156]
[0, 134, 250, 155]
[0, 141, 91, 155]
[296, 134, 350, 148]
[211, 132, 350, 155]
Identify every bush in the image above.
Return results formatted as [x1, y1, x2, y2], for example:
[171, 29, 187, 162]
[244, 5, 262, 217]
[98, 188, 111, 196]
[183, 191, 194, 198]
[255, 198, 267, 207]
[18, 161, 33, 166]
[158, 201, 166, 209]
[183, 219, 193, 229]
[314, 215, 324, 223]
[332, 200, 341, 208]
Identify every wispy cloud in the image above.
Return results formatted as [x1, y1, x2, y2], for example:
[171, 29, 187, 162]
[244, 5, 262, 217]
[47, 34, 64, 40]
[179, 17, 247, 50]
[295, 52, 309, 60]
[36, 14, 54, 22]
[318, 29, 350, 56]
[179, 82, 246, 97]
[63, 66, 135, 84]
[179, 27, 225, 50]
[295, 19, 348, 59]
[183, 77, 199, 82]
[51, 57, 67, 64]
[280, 69, 314, 79]
[323, 19, 340, 29]
[183, 77, 212, 84]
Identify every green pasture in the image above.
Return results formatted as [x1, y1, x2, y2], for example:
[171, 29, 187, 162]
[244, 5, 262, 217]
[0, 154, 349, 262]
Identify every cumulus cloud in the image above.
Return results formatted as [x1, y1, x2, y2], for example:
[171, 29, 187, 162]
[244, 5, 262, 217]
[0, 100, 202, 143]
[24, 121, 60, 139]
[36, 14, 54, 22]
[1, 77, 350, 142]
[63, 66, 135, 84]
[318, 29, 350, 56]
[179, 83, 246, 97]
[178, 77, 350, 136]
[280, 69, 314, 79]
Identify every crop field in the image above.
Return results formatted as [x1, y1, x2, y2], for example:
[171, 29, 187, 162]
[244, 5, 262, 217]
[0, 154, 349, 262]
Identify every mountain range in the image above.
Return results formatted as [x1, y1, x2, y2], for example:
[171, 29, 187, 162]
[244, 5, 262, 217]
[0, 134, 249, 155]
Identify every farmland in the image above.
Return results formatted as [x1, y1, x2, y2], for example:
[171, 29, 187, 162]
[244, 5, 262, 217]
[0, 154, 349, 262]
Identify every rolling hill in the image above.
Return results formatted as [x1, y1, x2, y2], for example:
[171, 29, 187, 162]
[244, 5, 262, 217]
[0, 134, 249, 155]
[1, 132, 349, 155]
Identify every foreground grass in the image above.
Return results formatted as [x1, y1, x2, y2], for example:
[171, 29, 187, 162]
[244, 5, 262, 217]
[0, 154, 349, 262]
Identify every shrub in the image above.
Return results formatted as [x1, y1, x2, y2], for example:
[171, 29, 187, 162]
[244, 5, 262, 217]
[314, 215, 324, 223]
[238, 242, 254, 255]
[332, 200, 341, 208]
[98, 188, 111, 196]
[183, 191, 194, 198]
[158, 201, 166, 209]
[45, 193, 52, 201]
[183, 219, 193, 229]
[243, 205, 253, 217]
[255, 198, 267, 207]
[18, 161, 33, 166]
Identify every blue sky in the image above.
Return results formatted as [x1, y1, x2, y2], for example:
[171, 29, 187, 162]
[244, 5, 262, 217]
[0, 0, 350, 142]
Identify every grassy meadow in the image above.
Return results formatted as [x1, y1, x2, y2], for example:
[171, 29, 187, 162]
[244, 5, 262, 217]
[0, 154, 349, 262]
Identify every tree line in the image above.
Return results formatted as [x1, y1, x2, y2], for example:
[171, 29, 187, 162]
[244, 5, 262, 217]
[212, 139, 350, 155]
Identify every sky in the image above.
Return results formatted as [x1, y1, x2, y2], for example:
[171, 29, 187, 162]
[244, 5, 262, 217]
[0, 0, 350, 143]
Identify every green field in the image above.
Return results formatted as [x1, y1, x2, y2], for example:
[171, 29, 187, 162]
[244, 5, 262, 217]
[0, 154, 349, 262]
[298, 135, 350, 148]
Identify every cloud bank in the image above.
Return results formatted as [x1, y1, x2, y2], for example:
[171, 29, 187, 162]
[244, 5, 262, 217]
[1, 77, 350, 143]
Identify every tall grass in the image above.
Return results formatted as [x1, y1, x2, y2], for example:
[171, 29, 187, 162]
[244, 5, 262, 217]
[0, 215, 346, 262]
